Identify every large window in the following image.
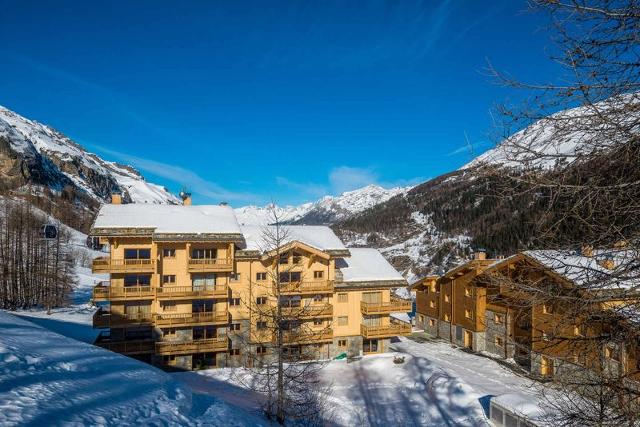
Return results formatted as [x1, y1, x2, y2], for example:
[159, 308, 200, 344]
[124, 248, 151, 259]
[192, 273, 216, 289]
[124, 275, 151, 286]
[279, 271, 301, 283]
[279, 296, 301, 308]
[363, 339, 378, 353]
[362, 292, 382, 304]
[191, 248, 217, 259]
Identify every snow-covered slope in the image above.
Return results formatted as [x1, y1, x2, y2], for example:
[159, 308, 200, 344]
[235, 184, 410, 226]
[0, 105, 179, 204]
[464, 93, 640, 170]
[0, 311, 271, 426]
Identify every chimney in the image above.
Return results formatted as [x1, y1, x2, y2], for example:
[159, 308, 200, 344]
[581, 244, 594, 257]
[111, 191, 122, 205]
[179, 189, 192, 206]
[473, 249, 487, 261]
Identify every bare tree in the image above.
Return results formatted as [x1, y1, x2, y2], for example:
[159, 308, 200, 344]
[233, 207, 332, 425]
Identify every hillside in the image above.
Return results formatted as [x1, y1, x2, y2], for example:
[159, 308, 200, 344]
[0, 105, 178, 230]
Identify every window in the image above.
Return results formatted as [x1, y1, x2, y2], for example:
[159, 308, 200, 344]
[257, 321, 267, 330]
[229, 349, 240, 356]
[163, 328, 176, 337]
[279, 253, 289, 264]
[444, 294, 450, 303]
[256, 296, 267, 305]
[124, 248, 151, 259]
[444, 313, 450, 322]
[465, 309, 473, 319]
[162, 248, 175, 258]
[363, 339, 378, 353]
[312, 294, 324, 302]
[163, 275, 176, 284]
[338, 316, 348, 326]
[465, 287, 472, 297]
[192, 273, 216, 288]
[495, 336, 504, 347]
[428, 318, 436, 327]
[229, 323, 241, 331]
[338, 293, 348, 303]
[292, 252, 302, 264]
[230, 272, 241, 282]
[313, 319, 323, 326]
[494, 313, 504, 324]
[191, 248, 216, 259]
[257, 346, 267, 355]
[256, 272, 267, 281]
[280, 271, 301, 283]
[338, 339, 347, 348]
[279, 296, 300, 308]
[542, 304, 553, 314]
[124, 275, 151, 286]
[605, 345, 620, 362]
[313, 270, 324, 279]
[429, 301, 436, 308]
[229, 297, 241, 306]
[162, 302, 177, 312]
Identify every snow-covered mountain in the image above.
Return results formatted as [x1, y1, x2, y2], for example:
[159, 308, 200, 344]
[0, 105, 179, 205]
[235, 184, 410, 226]
[463, 93, 640, 170]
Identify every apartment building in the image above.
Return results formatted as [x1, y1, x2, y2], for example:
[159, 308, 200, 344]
[90, 196, 410, 370]
[414, 249, 640, 381]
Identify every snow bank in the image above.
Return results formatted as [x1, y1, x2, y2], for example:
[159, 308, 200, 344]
[0, 311, 269, 426]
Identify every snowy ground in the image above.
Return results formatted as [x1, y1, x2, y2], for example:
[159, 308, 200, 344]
[175, 335, 542, 427]
[0, 311, 272, 426]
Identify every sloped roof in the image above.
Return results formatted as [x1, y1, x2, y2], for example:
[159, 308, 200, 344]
[337, 248, 405, 283]
[92, 204, 242, 235]
[240, 225, 346, 252]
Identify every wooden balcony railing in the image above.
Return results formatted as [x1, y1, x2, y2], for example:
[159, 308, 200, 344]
[95, 338, 155, 355]
[154, 311, 228, 327]
[187, 258, 233, 272]
[282, 328, 333, 344]
[277, 280, 334, 295]
[156, 285, 228, 300]
[281, 304, 333, 319]
[155, 337, 228, 356]
[92, 257, 155, 273]
[93, 309, 153, 329]
[360, 321, 411, 339]
[360, 297, 412, 315]
[93, 283, 154, 301]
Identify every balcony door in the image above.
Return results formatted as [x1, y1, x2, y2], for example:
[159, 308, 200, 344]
[363, 315, 381, 327]
[192, 273, 216, 290]
[124, 248, 151, 259]
[362, 292, 382, 304]
[125, 302, 151, 318]
[124, 275, 151, 287]
[191, 248, 217, 259]
[193, 300, 214, 313]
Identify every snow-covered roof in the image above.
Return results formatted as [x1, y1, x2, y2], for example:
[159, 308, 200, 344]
[492, 393, 548, 424]
[524, 249, 639, 291]
[337, 248, 405, 283]
[93, 204, 242, 235]
[240, 225, 346, 252]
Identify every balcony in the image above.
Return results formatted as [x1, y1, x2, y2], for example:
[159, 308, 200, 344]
[155, 337, 228, 356]
[92, 283, 154, 302]
[277, 280, 334, 295]
[92, 257, 155, 273]
[187, 258, 233, 273]
[154, 311, 229, 327]
[281, 304, 333, 319]
[156, 285, 228, 300]
[361, 297, 412, 315]
[360, 321, 411, 339]
[95, 334, 155, 355]
[93, 309, 153, 329]
[282, 328, 333, 344]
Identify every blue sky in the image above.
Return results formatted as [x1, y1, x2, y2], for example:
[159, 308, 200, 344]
[0, 1, 562, 205]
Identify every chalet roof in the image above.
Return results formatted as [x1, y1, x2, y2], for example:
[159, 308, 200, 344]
[337, 248, 405, 284]
[239, 225, 347, 253]
[442, 258, 496, 279]
[92, 204, 242, 235]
